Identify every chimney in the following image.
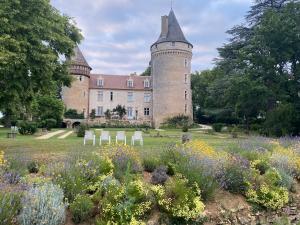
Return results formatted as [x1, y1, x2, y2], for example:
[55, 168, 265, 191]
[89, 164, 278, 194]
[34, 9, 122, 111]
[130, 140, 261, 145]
[161, 15, 168, 38]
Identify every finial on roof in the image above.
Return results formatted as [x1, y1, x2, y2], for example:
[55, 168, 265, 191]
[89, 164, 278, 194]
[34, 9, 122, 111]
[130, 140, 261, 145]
[171, 0, 173, 9]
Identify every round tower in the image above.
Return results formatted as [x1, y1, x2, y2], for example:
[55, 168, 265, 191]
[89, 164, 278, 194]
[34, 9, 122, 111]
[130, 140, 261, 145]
[151, 9, 193, 128]
[61, 46, 92, 118]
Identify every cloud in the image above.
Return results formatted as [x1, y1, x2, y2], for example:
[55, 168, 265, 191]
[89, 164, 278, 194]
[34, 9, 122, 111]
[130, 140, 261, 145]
[51, 0, 252, 74]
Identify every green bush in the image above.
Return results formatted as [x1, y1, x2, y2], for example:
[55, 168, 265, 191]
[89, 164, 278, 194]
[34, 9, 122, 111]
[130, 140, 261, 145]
[19, 183, 66, 225]
[77, 124, 89, 137]
[18, 121, 37, 135]
[152, 175, 205, 222]
[0, 192, 21, 225]
[212, 123, 223, 132]
[27, 161, 39, 173]
[64, 109, 84, 119]
[182, 125, 189, 132]
[70, 195, 94, 224]
[142, 157, 160, 172]
[161, 114, 192, 129]
[222, 164, 248, 194]
[43, 118, 57, 131]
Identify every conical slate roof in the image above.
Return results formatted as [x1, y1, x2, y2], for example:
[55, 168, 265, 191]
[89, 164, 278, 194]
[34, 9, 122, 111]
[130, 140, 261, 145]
[152, 9, 192, 47]
[71, 46, 91, 69]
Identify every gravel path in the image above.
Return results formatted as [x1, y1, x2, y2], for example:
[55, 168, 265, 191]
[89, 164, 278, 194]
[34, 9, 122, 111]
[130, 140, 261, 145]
[58, 131, 73, 139]
[36, 130, 65, 140]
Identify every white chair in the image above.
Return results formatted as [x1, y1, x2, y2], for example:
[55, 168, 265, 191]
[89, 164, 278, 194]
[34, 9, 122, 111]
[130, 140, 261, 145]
[11, 126, 18, 133]
[116, 131, 126, 145]
[84, 131, 96, 146]
[100, 131, 111, 145]
[131, 131, 143, 146]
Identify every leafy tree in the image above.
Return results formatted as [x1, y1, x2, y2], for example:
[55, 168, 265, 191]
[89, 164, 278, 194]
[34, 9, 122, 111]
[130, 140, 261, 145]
[90, 109, 96, 120]
[140, 66, 151, 76]
[64, 109, 84, 119]
[104, 109, 112, 120]
[0, 0, 82, 126]
[113, 105, 126, 119]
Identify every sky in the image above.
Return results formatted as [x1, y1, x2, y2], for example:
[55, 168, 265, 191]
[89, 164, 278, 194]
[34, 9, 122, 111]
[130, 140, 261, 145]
[51, 0, 253, 75]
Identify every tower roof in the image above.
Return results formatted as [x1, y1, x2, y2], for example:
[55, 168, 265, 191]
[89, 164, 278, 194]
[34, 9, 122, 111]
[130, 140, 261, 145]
[71, 46, 92, 69]
[152, 9, 192, 47]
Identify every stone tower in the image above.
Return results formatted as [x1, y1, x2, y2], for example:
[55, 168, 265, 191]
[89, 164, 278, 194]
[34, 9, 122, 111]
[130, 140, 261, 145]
[61, 46, 92, 118]
[151, 9, 193, 128]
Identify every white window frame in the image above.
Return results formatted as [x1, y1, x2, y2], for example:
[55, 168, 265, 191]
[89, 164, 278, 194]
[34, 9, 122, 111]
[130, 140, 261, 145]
[127, 92, 134, 102]
[127, 79, 134, 88]
[127, 107, 133, 119]
[97, 79, 104, 87]
[144, 79, 150, 88]
[97, 106, 104, 116]
[144, 92, 151, 103]
[97, 91, 103, 102]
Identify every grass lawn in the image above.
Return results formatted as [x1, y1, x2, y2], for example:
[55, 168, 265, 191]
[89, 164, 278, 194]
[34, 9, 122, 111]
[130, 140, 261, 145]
[0, 127, 241, 161]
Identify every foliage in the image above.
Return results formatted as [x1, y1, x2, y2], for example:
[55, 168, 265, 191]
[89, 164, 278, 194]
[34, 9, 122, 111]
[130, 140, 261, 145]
[151, 166, 169, 185]
[96, 178, 152, 224]
[113, 105, 127, 119]
[212, 123, 223, 132]
[0, 192, 22, 225]
[42, 118, 57, 131]
[104, 109, 112, 120]
[70, 194, 94, 224]
[140, 66, 151, 76]
[161, 114, 191, 129]
[142, 157, 160, 172]
[152, 175, 205, 222]
[245, 161, 289, 210]
[64, 109, 84, 119]
[76, 123, 89, 137]
[18, 121, 37, 135]
[19, 183, 66, 225]
[0, 150, 6, 167]
[27, 161, 39, 173]
[90, 109, 96, 120]
[182, 125, 189, 132]
[0, 0, 82, 125]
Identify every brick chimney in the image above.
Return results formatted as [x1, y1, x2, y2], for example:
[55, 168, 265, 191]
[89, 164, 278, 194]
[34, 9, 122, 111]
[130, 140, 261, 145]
[161, 15, 168, 38]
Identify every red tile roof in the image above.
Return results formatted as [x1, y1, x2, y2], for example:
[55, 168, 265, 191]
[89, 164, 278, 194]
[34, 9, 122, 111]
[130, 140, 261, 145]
[89, 74, 152, 91]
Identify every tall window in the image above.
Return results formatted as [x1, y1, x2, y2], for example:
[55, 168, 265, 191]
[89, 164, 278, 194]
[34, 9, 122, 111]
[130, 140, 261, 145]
[144, 93, 151, 103]
[97, 79, 104, 87]
[185, 91, 187, 100]
[184, 59, 188, 68]
[97, 91, 103, 102]
[79, 76, 83, 81]
[185, 74, 188, 84]
[144, 79, 150, 88]
[127, 79, 133, 88]
[110, 92, 113, 101]
[127, 92, 134, 102]
[97, 106, 103, 116]
[144, 108, 150, 116]
[127, 107, 133, 119]
[185, 104, 187, 114]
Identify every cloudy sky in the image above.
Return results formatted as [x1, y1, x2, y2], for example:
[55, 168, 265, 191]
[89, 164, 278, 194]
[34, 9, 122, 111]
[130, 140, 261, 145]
[51, 0, 252, 75]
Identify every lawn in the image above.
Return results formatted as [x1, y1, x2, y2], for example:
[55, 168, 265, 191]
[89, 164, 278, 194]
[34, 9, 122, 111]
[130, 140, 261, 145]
[0, 127, 240, 161]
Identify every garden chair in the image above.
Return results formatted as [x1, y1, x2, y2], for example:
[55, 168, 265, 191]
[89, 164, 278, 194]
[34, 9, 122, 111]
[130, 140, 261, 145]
[84, 131, 96, 146]
[100, 131, 111, 145]
[11, 126, 18, 133]
[116, 131, 126, 145]
[131, 131, 143, 146]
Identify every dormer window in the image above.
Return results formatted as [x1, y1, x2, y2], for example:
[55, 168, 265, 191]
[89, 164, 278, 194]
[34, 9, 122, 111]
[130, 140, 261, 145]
[127, 79, 133, 88]
[97, 79, 104, 87]
[144, 79, 150, 88]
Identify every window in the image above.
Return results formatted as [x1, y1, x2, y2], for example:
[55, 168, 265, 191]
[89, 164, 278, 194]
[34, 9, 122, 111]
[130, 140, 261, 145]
[144, 108, 150, 116]
[185, 104, 187, 114]
[83, 91, 85, 97]
[171, 42, 175, 46]
[185, 91, 187, 100]
[127, 92, 134, 102]
[127, 107, 133, 119]
[185, 74, 188, 84]
[97, 79, 104, 87]
[144, 93, 151, 103]
[79, 76, 83, 81]
[110, 92, 113, 101]
[184, 59, 188, 68]
[144, 79, 150, 88]
[97, 106, 104, 116]
[97, 91, 103, 102]
[127, 79, 133, 88]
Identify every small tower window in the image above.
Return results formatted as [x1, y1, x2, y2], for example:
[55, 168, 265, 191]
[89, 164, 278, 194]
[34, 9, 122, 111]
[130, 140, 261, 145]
[184, 59, 188, 68]
[185, 91, 187, 100]
[110, 92, 114, 101]
[185, 74, 188, 84]
[79, 76, 83, 81]
[144, 79, 150, 88]
[127, 79, 134, 88]
[185, 104, 187, 114]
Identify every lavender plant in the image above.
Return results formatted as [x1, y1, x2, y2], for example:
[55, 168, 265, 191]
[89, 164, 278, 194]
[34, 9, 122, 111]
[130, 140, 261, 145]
[19, 183, 66, 225]
[0, 192, 21, 225]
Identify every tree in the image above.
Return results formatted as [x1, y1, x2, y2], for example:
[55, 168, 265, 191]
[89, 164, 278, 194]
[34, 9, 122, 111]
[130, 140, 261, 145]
[113, 105, 126, 119]
[64, 109, 84, 119]
[90, 109, 96, 120]
[140, 66, 151, 76]
[104, 109, 112, 120]
[0, 0, 82, 126]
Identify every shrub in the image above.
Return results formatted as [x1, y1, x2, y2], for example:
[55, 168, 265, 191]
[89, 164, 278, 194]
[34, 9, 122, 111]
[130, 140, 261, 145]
[151, 166, 168, 185]
[27, 161, 39, 173]
[245, 163, 289, 210]
[212, 123, 223, 132]
[182, 125, 189, 132]
[0, 192, 21, 225]
[152, 175, 205, 222]
[18, 121, 37, 135]
[3, 171, 21, 184]
[161, 114, 192, 128]
[142, 157, 160, 172]
[64, 109, 84, 119]
[43, 118, 57, 131]
[77, 124, 89, 137]
[19, 183, 66, 225]
[97, 178, 152, 224]
[70, 194, 94, 224]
